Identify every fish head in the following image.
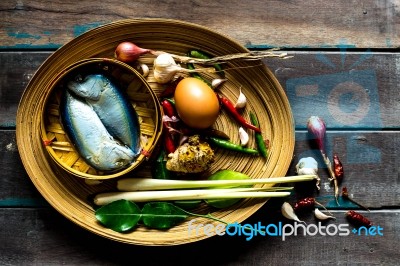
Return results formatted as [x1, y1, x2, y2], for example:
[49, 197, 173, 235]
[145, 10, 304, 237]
[67, 74, 108, 100]
[96, 143, 136, 171]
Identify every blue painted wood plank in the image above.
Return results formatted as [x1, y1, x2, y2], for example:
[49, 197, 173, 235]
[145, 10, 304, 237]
[1, 22, 107, 50]
[0, 198, 49, 207]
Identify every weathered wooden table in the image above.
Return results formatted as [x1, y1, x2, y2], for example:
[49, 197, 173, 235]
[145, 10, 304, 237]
[1, 1, 399, 265]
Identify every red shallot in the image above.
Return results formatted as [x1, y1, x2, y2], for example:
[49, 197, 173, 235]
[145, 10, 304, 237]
[114, 41, 155, 63]
[307, 116, 339, 205]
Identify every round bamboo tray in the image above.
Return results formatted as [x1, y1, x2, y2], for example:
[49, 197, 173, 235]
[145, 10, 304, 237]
[16, 18, 295, 246]
[40, 58, 162, 179]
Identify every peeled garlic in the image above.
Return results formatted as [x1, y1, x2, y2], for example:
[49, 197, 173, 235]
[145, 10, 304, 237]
[281, 202, 305, 223]
[296, 157, 320, 190]
[234, 88, 247, 108]
[314, 208, 336, 220]
[211, 78, 227, 89]
[153, 53, 182, 84]
[238, 127, 249, 146]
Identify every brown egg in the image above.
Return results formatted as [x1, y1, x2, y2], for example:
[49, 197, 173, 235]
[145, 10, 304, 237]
[174, 77, 220, 129]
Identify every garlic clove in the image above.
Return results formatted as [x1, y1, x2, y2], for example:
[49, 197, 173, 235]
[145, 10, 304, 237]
[314, 208, 336, 220]
[281, 202, 306, 224]
[211, 78, 227, 89]
[234, 88, 247, 108]
[140, 63, 149, 77]
[238, 127, 249, 146]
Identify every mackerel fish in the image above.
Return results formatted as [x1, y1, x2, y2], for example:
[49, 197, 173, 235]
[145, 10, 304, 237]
[60, 91, 135, 171]
[67, 74, 141, 155]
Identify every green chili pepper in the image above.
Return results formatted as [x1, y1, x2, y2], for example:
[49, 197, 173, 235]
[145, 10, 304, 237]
[208, 137, 259, 155]
[188, 50, 225, 77]
[249, 112, 268, 158]
[186, 62, 211, 87]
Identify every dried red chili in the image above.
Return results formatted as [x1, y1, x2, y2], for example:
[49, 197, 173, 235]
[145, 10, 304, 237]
[217, 94, 261, 133]
[293, 197, 329, 213]
[346, 210, 372, 227]
[333, 154, 344, 183]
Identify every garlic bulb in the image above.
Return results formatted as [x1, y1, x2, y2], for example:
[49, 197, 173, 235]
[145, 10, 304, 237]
[314, 208, 335, 220]
[153, 53, 182, 84]
[296, 157, 320, 190]
[238, 127, 249, 146]
[234, 89, 247, 108]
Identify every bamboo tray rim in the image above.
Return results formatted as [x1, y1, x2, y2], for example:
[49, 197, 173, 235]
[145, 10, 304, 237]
[40, 57, 162, 180]
[15, 18, 295, 246]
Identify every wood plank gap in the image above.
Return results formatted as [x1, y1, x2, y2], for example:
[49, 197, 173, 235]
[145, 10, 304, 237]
[327, 209, 400, 213]
[248, 46, 400, 53]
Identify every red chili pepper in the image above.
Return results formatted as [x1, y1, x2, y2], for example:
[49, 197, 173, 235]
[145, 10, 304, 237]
[161, 99, 177, 118]
[293, 197, 328, 213]
[159, 77, 183, 98]
[162, 121, 176, 154]
[161, 100, 178, 155]
[333, 154, 344, 183]
[346, 210, 372, 227]
[217, 94, 261, 133]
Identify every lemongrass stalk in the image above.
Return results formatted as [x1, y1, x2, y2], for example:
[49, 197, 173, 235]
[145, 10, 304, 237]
[94, 190, 291, 206]
[117, 175, 316, 191]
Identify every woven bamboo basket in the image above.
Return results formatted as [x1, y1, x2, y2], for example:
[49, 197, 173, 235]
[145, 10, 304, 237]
[16, 19, 295, 246]
[40, 58, 162, 179]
